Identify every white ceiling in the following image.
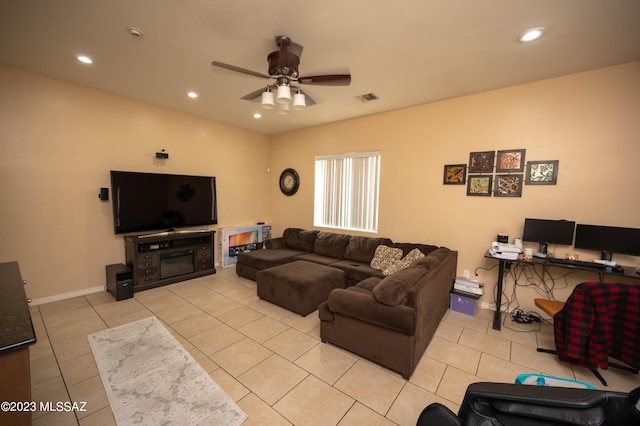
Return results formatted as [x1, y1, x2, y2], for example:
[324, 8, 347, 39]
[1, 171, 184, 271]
[1, 0, 639, 136]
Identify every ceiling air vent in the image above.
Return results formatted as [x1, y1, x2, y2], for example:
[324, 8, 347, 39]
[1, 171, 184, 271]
[356, 93, 378, 102]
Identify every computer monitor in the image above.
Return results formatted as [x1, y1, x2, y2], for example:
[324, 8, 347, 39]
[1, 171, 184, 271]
[574, 224, 640, 261]
[522, 218, 576, 255]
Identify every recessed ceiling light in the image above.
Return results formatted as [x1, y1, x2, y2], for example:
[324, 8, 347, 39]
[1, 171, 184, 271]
[519, 27, 545, 43]
[127, 26, 144, 37]
[253, 113, 262, 119]
[187, 92, 198, 99]
[77, 55, 93, 64]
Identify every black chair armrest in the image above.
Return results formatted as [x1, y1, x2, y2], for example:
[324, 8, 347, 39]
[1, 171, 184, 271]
[459, 382, 632, 425]
[416, 403, 461, 426]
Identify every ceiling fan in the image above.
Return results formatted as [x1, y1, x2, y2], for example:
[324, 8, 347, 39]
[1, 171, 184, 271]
[211, 36, 351, 113]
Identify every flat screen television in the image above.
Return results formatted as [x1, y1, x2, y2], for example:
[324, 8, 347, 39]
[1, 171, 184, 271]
[110, 171, 218, 234]
[522, 218, 575, 255]
[574, 224, 640, 260]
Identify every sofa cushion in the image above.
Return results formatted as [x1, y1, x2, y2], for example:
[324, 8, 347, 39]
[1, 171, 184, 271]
[415, 247, 452, 264]
[237, 248, 307, 270]
[373, 264, 430, 307]
[355, 276, 382, 291]
[392, 242, 439, 257]
[314, 232, 351, 259]
[327, 288, 416, 335]
[409, 255, 441, 270]
[332, 260, 385, 285]
[283, 228, 319, 252]
[370, 245, 403, 271]
[295, 252, 340, 266]
[382, 248, 426, 275]
[345, 236, 393, 263]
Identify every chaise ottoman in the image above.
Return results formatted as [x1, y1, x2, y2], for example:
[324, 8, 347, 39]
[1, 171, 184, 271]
[256, 260, 345, 316]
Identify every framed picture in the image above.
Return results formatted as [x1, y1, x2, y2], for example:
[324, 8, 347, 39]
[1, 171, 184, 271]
[496, 149, 526, 172]
[468, 151, 495, 173]
[494, 174, 523, 197]
[467, 175, 492, 196]
[526, 160, 559, 185]
[443, 164, 467, 184]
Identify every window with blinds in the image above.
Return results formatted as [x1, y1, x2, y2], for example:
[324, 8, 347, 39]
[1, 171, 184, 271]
[314, 151, 380, 233]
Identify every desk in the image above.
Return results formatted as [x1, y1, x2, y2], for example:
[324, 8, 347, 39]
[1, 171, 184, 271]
[485, 252, 640, 331]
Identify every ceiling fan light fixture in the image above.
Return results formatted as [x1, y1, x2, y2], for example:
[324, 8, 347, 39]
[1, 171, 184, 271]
[293, 91, 306, 110]
[277, 84, 291, 104]
[261, 90, 275, 109]
[277, 102, 291, 115]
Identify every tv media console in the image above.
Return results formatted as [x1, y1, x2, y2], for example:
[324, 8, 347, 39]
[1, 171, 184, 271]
[125, 230, 216, 292]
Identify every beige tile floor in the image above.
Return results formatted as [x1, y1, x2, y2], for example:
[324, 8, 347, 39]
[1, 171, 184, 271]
[29, 267, 640, 425]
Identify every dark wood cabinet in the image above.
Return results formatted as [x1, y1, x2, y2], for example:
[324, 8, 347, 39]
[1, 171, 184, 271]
[0, 261, 35, 426]
[124, 231, 216, 291]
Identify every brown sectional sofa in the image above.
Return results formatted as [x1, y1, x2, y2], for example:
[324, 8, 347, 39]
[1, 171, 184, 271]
[319, 247, 457, 378]
[235, 227, 458, 378]
[236, 227, 441, 286]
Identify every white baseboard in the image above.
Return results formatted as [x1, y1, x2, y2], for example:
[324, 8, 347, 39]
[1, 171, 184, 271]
[31, 267, 226, 306]
[31, 285, 105, 306]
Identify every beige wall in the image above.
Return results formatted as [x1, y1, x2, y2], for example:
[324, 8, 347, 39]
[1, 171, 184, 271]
[2, 62, 639, 311]
[0, 65, 270, 300]
[268, 62, 640, 313]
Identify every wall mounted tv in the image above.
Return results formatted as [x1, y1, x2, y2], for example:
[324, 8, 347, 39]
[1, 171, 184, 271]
[110, 171, 217, 234]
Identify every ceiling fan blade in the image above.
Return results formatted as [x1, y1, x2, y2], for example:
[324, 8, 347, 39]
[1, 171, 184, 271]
[211, 61, 270, 79]
[240, 87, 269, 101]
[298, 74, 351, 86]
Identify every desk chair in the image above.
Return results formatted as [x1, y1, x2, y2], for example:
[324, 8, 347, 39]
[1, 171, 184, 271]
[533, 298, 605, 382]
[534, 283, 640, 387]
[534, 298, 564, 355]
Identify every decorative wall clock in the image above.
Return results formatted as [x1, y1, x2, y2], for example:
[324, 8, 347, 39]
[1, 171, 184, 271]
[279, 168, 300, 196]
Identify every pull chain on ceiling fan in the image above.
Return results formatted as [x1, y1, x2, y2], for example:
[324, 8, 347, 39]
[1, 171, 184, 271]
[212, 36, 351, 114]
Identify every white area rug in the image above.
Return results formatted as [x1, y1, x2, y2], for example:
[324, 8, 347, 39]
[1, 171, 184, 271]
[88, 316, 247, 425]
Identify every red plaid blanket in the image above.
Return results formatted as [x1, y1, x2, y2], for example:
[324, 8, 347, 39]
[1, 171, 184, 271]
[554, 281, 640, 370]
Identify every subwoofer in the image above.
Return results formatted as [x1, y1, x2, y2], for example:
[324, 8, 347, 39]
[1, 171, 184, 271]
[106, 263, 133, 301]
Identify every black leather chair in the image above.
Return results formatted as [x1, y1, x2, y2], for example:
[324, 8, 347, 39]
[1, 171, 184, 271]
[417, 382, 640, 425]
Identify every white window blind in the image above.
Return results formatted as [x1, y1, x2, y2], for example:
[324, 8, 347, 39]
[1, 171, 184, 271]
[314, 151, 380, 232]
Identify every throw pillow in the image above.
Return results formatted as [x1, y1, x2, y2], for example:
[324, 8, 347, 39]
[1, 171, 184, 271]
[370, 245, 403, 271]
[382, 248, 426, 276]
[403, 248, 426, 263]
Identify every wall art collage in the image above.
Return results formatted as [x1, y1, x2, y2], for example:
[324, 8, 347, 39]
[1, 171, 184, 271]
[443, 149, 558, 197]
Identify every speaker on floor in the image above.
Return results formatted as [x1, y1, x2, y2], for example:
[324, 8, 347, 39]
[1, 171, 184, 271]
[105, 264, 133, 301]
